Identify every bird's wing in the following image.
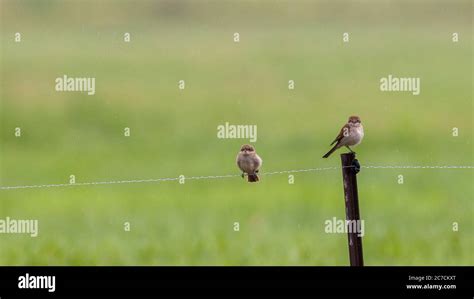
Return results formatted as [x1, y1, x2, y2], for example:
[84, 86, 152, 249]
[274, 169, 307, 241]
[330, 124, 350, 145]
[236, 154, 243, 168]
[254, 154, 262, 168]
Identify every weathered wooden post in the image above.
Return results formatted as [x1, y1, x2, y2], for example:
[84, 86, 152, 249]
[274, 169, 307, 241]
[340, 152, 364, 266]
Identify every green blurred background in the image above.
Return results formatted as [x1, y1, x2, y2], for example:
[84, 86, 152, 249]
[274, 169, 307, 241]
[0, 0, 472, 265]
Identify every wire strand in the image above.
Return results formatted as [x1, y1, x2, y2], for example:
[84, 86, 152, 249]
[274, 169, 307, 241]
[0, 165, 472, 191]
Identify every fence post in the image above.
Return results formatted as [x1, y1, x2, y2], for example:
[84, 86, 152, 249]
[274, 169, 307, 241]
[340, 153, 364, 266]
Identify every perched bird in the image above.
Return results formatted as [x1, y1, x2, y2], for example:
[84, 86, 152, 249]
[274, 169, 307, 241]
[236, 144, 262, 182]
[323, 116, 364, 158]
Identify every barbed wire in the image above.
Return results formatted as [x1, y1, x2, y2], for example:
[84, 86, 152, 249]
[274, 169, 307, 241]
[0, 165, 472, 191]
[363, 165, 473, 169]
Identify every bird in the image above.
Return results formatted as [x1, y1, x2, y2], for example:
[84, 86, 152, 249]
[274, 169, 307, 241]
[323, 116, 364, 158]
[236, 144, 262, 182]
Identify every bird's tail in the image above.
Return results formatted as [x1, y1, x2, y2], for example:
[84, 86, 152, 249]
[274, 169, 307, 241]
[247, 173, 260, 182]
[323, 144, 339, 158]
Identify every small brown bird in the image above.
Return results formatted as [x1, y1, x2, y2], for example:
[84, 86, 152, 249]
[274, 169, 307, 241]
[236, 144, 263, 182]
[323, 116, 364, 158]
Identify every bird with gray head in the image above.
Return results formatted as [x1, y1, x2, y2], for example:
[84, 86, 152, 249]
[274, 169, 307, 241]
[323, 116, 364, 158]
[236, 144, 262, 182]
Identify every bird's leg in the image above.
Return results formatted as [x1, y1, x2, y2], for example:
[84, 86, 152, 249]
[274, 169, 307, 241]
[345, 146, 355, 153]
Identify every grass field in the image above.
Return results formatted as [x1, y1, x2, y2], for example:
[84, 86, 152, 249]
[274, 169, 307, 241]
[0, 0, 472, 265]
